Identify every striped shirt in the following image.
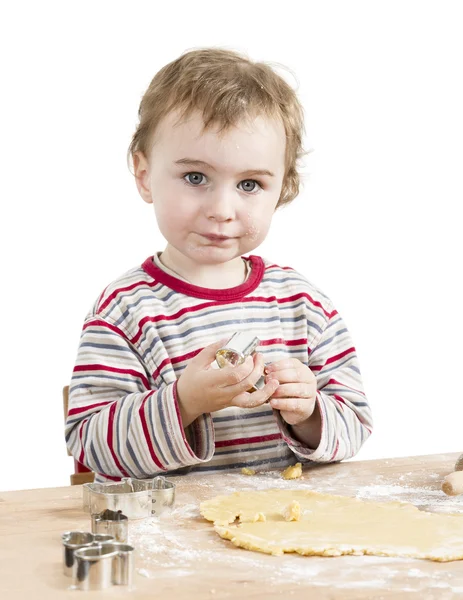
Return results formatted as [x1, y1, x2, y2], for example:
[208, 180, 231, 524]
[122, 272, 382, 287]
[66, 254, 373, 482]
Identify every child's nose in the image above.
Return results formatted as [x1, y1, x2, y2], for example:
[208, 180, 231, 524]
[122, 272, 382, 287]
[205, 188, 235, 222]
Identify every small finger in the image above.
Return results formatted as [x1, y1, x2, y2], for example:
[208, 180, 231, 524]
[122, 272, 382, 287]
[233, 378, 279, 409]
[265, 366, 315, 384]
[217, 355, 254, 387]
[222, 354, 266, 392]
[265, 358, 300, 373]
[269, 397, 310, 414]
[270, 382, 314, 399]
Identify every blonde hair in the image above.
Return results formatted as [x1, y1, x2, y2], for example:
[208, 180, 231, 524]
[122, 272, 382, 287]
[128, 48, 306, 208]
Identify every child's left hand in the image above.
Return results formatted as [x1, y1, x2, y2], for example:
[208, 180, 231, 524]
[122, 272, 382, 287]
[265, 359, 317, 425]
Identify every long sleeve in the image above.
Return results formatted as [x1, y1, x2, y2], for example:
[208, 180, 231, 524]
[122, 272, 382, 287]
[276, 305, 373, 463]
[65, 315, 215, 478]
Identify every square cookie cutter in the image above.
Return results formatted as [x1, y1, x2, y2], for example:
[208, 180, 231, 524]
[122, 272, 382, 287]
[83, 476, 175, 519]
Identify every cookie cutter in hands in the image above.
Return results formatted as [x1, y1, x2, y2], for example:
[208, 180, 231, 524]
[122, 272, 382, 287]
[83, 476, 176, 519]
[216, 332, 266, 392]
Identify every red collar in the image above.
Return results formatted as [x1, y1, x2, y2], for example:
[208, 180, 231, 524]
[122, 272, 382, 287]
[141, 255, 265, 301]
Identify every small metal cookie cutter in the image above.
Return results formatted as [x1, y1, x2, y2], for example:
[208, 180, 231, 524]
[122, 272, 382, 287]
[91, 509, 128, 543]
[216, 332, 266, 391]
[83, 476, 176, 519]
[110, 542, 135, 586]
[62, 531, 115, 577]
[73, 544, 119, 591]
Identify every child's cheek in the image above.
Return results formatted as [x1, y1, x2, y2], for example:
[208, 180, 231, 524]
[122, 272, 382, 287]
[243, 211, 272, 244]
[245, 223, 259, 242]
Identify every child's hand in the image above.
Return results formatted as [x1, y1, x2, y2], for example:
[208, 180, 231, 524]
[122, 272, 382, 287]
[265, 359, 317, 425]
[176, 339, 280, 427]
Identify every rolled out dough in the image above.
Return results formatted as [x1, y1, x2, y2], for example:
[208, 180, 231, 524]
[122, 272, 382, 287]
[199, 489, 463, 561]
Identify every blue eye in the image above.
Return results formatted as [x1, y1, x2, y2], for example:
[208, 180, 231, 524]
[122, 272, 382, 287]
[184, 172, 206, 185]
[239, 180, 261, 193]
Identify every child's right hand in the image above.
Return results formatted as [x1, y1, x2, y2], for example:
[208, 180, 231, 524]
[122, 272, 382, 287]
[176, 339, 279, 427]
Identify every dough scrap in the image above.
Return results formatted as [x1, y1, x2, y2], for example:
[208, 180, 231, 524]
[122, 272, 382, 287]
[282, 463, 302, 480]
[283, 500, 301, 522]
[200, 489, 463, 561]
[252, 512, 266, 522]
[241, 467, 256, 476]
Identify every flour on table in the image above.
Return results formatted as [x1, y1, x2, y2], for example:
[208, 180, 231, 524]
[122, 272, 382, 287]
[129, 470, 463, 592]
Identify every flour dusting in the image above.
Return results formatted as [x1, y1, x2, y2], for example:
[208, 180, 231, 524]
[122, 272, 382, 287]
[355, 482, 463, 514]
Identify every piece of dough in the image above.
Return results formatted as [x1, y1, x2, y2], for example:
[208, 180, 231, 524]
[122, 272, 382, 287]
[200, 489, 463, 561]
[252, 512, 266, 522]
[282, 463, 302, 480]
[282, 500, 301, 522]
[241, 467, 256, 476]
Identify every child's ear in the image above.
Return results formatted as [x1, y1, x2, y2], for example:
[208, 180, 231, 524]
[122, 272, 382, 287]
[133, 151, 153, 204]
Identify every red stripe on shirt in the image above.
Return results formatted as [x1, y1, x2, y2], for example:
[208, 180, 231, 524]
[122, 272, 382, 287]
[96, 286, 109, 312]
[152, 340, 307, 381]
[252, 292, 334, 318]
[78, 419, 87, 464]
[68, 400, 112, 417]
[107, 403, 130, 477]
[102, 473, 122, 482]
[151, 350, 201, 382]
[327, 378, 365, 396]
[83, 319, 129, 340]
[139, 392, 166, 470]
[73, 364, 150, 389]
[131, 293, 334, 344]
[98, 279, 158, 313]
[151, 348, 203, 381]
[215, 433, 281, 448]
[311, 349, 357, 373]
[171, 381, 196, 458]
[325, 347, 356, 365]
[259, 338, 307, 347]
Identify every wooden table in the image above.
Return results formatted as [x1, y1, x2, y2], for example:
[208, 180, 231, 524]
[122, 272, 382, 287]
[1, 452, 463, 599]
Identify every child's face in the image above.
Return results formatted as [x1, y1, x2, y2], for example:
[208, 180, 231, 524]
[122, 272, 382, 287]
[134, 110, 286, 266]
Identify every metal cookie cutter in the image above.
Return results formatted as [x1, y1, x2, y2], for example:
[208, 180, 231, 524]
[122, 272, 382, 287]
[62, 531, 115, 577]
[73, 544, 119, 591]
[216, 332, 266, 392]
[149, 475, 176, 516]
[91, 509, 128, 543]
[73, 542, 135, 590]
[83, 476, 176, 519]
[110, 542, 135, 586]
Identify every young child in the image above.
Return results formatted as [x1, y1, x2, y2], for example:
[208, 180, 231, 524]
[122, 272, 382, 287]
[66, 48, 373, 482]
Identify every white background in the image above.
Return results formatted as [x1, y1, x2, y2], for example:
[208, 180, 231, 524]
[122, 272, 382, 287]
[1, 1, 462, 492]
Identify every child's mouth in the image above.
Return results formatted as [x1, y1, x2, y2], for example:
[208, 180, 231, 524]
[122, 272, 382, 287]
[201, 234, 233, 242]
